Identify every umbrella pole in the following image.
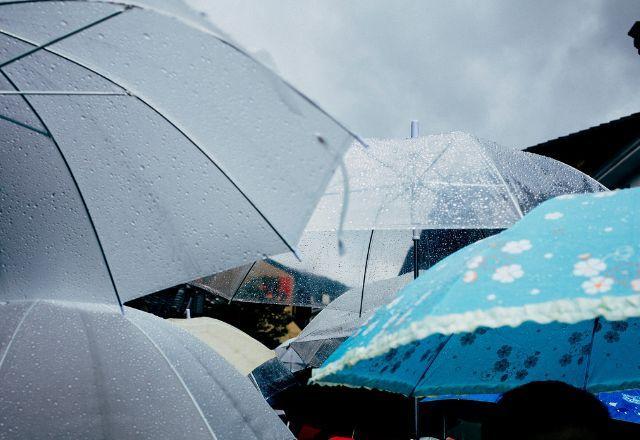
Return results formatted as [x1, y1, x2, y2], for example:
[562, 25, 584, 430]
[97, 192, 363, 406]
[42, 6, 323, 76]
[413, 396, 420, 439]
[413, 229, 420, 280]
[410, 120, 421, 281]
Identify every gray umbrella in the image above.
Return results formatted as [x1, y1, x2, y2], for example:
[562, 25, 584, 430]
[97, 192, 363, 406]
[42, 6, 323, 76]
[0, 300, 294, 439]
[0, 0, 356, 308]
[192, 132, 605, 308]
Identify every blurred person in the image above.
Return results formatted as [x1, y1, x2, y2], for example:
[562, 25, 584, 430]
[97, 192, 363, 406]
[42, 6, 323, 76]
[487, 381, 610, 440]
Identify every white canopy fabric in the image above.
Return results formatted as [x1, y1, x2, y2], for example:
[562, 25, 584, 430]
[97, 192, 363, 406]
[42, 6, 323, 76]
[0, 0, 355, 307]
[0, 300, 294, 439]
[192, 133, 604, 307]
[168, 317, 275, 376]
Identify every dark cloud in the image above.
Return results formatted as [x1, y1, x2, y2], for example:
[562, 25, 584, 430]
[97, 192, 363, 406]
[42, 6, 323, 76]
[188, 0, 640, 147]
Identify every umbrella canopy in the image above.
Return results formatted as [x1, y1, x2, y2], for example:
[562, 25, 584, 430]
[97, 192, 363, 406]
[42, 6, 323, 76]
[0, 0, 356, 307]
[0, 300, 293, 439]
[168, 317, 296, 402]
[276, 337, 306, 374]
[421, 390, 640, 424]
[168, 317, 275, 375]
[312, 188, 640, 396]
[192, 133, 604, 307]
[277, 274, 412, 371]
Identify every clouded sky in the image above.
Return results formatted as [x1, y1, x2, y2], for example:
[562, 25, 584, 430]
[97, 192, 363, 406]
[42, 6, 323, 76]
[188, 0, 640, 148]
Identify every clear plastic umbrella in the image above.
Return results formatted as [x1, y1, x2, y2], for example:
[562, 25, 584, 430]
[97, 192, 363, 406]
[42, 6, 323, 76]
[277, 274, 412, 371]
[192, 132, 605, 308]
[0, 300, 294, 439]
[0, 0, 356, 308]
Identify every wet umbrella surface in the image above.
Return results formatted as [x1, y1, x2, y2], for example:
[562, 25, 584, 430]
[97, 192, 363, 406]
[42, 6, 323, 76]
[193, 133, 604, 309]
[0, 0, 356, 308]
[0, 300, 294, 439]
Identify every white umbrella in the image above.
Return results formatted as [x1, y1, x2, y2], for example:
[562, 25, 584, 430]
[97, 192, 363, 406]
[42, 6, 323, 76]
[0, 300, 294, 439]
[0, 0, 357, 308]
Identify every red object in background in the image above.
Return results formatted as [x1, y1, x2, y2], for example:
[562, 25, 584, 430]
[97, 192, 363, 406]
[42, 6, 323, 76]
[297, 424, 322, 440]
[328, 436, 353, 440]
[278, 274, 294, 300]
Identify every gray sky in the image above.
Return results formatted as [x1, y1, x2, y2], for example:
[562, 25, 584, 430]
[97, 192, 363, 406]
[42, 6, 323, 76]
[188, 0, 640, 148]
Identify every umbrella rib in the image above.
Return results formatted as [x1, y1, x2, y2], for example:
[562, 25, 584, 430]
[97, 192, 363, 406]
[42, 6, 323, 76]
[358, 230, 375, 318]
[0, 8, 128, 69]
[0, 300, 38, 373]
[227, 261, 257, 304]
[0, 30, 302, 258]
[127, 319, 219, 440]
[0, 112, 51, 136]
[581, 317, 600, 390]
[0, 90, 128, 95]
[477, 148, 525, 219]
[0, 68, 125, 314]
[409, 334, 454, 397]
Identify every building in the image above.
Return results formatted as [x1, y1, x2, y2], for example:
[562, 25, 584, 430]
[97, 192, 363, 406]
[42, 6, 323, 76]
[525, 112, 640, 189]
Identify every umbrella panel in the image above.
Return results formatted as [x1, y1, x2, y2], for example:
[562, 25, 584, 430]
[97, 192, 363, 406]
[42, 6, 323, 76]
[0, 301, 294, 439]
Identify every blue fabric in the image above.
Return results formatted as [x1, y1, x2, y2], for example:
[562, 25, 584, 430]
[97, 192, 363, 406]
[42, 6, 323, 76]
[313, 189, 640, 396]
[421, 390, 640, 424]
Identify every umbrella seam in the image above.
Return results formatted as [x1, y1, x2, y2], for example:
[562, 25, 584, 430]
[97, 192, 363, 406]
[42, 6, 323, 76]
[0, 67, 125, 313]
[0, 7, 128, 69]
[0, 31, 302, 259]
[582, 317, 600, 390]
[358, 230, 375, 317]
[228, 261, 257, 304]
[127, 318, 219, 440]
[410, 334, 453, 397]
[0, 300, 38, 373]
[476, 146, 525, 219]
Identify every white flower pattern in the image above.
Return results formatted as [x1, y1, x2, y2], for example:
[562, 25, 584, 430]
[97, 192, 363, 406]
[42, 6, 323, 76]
[466, 256, 484, 269]
[573, 258, 606, 277]
[501, 239, 532, 254]
[582, 276, 614, 295]
[492, 264, 524, 283]
[463, 271, 477, 283]
[544, 212, 564, 220]
[631, 279, 640, 292]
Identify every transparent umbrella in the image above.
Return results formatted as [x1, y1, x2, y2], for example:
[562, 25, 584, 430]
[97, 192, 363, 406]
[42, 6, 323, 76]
[192, 132, 605, 309]
[0, 0, 356, 309]
[0, 300, 294, 439]
[277, 274, 412, 372]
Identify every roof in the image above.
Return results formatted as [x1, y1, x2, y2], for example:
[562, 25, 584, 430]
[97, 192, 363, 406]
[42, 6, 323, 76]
[524, 112, 640, 188]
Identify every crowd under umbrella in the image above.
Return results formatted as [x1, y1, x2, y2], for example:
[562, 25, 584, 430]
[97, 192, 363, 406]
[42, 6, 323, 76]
[0, 300, 294, 439]
[276, 274, 412, 372]
[168, 317, 297, 404]
[313, 188, 640, 398]
[0, 0, 357, 309]
[192, 131, 605, 311]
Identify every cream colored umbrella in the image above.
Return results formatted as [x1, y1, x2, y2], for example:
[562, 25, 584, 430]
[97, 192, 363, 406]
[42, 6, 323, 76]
[169, 317, 296, 402]
[169, 317, 274, 375]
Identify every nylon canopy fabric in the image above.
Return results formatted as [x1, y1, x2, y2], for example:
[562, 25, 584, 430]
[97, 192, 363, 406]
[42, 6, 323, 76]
[192, 133, 604, 308]
[0, 300, 294, 440]
[0, 0, 355, 307]
[168, 317, 276, 375]
[168, 317, 296, 403]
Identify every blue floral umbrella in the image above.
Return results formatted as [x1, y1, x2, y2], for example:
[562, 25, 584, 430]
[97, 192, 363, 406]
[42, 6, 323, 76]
[312, 188, 640, 396]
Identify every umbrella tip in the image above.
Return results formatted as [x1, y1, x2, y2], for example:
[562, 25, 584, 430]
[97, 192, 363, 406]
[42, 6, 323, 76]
[410, 120, 420, 138]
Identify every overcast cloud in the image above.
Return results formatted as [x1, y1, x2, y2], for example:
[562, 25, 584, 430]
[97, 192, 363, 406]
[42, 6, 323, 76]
[187, 0, 640, 148]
